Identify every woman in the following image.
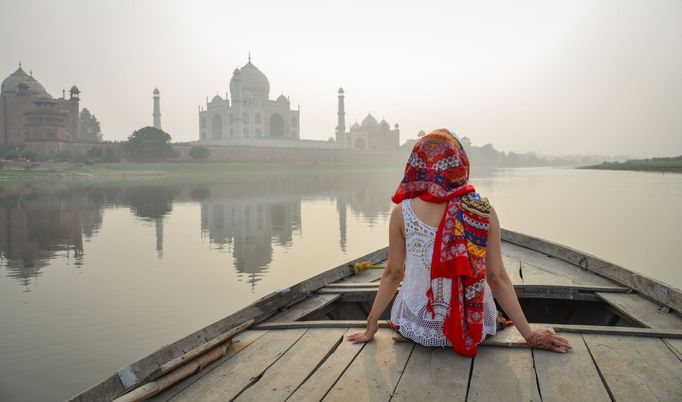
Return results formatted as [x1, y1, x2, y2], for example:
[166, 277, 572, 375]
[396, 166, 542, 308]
[346, 129, 572, 355]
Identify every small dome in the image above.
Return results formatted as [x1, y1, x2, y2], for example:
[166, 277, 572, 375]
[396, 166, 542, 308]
[361, 114, 378, 128]
[276, 94, 288, 103]
[211, 94, 223, 103]
[1, 65, 29, 94]
[379, 119, 390, 129]
[418, 129, 425, 137]
[70, 84, 80, 93]
[230, 60, 270, 100]
[338, 87, 344, 94]
[25, 75, 48, 95]
[153, 88, 160, 95]
[351, 122, 361, 131]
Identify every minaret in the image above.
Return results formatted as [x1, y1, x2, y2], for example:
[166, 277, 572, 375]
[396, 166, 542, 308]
[232, 68, 243, 137]
[153, 88, 161, 129]
[335, 87, 346, 146]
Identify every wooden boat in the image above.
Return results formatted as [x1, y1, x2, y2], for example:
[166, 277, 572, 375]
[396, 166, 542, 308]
[70, 229, 682, 402]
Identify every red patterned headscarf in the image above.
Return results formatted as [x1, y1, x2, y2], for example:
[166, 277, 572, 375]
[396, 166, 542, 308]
[392, 128, 491, 357]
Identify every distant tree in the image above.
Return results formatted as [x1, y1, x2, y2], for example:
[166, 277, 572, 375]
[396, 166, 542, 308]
[189, 145, 210, 160]
[328, 137, 335, 142]
[124, 126, 173, 162]
[20, 149, 40, 161]
[80, 108, 103, 142]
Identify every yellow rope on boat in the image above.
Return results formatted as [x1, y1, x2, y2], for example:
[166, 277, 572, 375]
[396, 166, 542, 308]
[353, 262, 385, 275]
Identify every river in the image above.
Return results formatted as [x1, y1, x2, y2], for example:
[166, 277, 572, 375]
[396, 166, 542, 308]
[0, 167, 680, 401]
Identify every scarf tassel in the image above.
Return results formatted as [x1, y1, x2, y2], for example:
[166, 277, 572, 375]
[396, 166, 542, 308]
[425, 287, 435, 319]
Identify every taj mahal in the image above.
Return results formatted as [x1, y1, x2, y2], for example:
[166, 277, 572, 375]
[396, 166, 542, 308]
[198, 56, 300, 146]
[198, 57, 400, 150]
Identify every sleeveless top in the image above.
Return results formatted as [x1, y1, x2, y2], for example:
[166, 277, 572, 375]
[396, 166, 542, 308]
[389, 199, 498, 347]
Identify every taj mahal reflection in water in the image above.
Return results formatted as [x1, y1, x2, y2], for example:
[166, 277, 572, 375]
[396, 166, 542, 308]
[0, 171, 399, 291]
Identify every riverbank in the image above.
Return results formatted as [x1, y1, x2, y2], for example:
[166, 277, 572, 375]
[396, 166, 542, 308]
[580, 156, 682, 173]
[0, 160, 400, 182]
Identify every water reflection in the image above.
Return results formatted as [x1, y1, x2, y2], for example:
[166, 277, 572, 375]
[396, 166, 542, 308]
[0, 170, 400, 291]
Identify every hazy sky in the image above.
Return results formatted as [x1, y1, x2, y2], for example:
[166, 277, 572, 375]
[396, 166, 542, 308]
[2, 0, 680, 157]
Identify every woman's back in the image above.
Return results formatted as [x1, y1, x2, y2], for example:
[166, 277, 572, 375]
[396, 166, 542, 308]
[389, 198, 498, 346]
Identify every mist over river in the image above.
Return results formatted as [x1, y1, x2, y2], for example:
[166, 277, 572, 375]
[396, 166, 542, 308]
[0, 167, 679, 401]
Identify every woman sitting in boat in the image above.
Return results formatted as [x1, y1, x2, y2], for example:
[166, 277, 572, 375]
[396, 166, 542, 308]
[346, 129, 572, 355]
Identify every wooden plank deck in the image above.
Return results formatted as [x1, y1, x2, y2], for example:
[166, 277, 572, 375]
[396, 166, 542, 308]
[150, 326, 682, 402]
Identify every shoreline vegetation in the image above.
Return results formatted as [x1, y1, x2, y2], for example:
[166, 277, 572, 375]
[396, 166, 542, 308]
[580, 155, 682, 173]
[0, 160, 404, 182]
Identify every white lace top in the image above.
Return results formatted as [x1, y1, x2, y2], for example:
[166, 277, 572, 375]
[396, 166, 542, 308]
[389, 199, 498, 347]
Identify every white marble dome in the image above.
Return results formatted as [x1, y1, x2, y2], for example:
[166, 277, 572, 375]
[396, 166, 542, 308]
[361, 113, 379, 128]
[230, 60, 270, 100]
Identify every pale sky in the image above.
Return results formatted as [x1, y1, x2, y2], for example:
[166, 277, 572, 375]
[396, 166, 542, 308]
[1, 0, 680, 157]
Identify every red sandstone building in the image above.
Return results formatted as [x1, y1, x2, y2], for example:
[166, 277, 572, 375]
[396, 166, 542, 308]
[0, 64, 80, 154]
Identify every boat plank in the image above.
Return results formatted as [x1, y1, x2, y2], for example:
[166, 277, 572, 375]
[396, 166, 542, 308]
[234, 328, 348, 402]
[270, 294, 340, 322]
[149, 330, 268, 402]
[337, 266, 386, 283]
[503, 242, 617, 287]
[663, 338, 682, 361]
[321, 328, 413, 401]
[467, 346, 541, 401]
[287, 329, 367, 402]
[391, 344, 471, 401]
[253, 320, 682, 338]
[596, 292, 682, 329]
[167, 329, 306, 402]
[533, 333, 610, 402]
[502, 254, 524, 284]
[583, 334, 682, 401]
[501, 229, 682, 312]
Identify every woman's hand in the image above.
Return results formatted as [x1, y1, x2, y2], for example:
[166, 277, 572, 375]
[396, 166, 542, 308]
[346, 320, 379, 344]
[525, 328, 573, 353]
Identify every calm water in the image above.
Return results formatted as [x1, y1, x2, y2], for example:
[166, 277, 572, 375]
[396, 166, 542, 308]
[0, 167, 680, 401]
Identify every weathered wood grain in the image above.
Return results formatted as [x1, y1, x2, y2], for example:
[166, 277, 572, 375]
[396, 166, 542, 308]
[663, 338, 682, 362]
[583, 334, 682, 401]
[322, 329, 413, 401]
[336, 266, 386, 283]
[391, 344, 471, 401]
[234, 328, 348, 401]
[596, 292, 682, 329]
[533, 333, 610, 402]
[502, 229, 682, 312]
[287, 328, 367, 402]
[149, 330, 268, 402]
[663, 338, 682, 361]
[503, 242, 619, 287]
[269, 294, 341, 322]
[253, 320, 682, 338]
[317, 285, 627, 303]
[168, 329, 306, 401]
[467, 346, 541, 401]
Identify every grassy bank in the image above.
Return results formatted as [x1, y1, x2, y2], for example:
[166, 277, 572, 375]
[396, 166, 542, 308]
[580, 156, 682, 173]
[0, 161, 401, 183]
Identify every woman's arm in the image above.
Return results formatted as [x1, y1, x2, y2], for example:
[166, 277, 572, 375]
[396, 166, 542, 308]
[486, 205, 573, 353]
[346, 204, 406, 343]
